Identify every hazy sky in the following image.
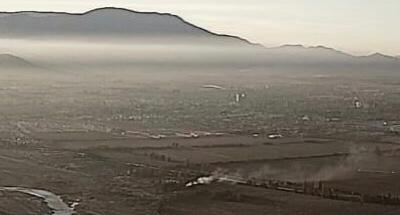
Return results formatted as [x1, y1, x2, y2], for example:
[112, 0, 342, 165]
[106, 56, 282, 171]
[1, 0, 399, 55]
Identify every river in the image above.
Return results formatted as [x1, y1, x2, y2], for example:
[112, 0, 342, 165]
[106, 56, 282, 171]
[0, 187, 75, 215]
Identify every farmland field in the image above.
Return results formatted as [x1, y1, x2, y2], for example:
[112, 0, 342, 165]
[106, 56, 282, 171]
[1, 70, 400, 214]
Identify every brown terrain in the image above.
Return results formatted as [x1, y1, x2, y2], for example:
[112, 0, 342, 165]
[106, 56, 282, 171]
[1, 70, 400, 214]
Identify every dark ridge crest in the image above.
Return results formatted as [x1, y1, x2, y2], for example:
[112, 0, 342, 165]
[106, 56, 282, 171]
[0, 7, 262, 47]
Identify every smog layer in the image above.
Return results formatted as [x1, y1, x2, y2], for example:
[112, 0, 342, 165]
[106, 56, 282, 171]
[1, 7, 400, 215]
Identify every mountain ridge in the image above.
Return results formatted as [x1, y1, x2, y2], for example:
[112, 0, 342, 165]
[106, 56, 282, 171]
[0, 7, 397, 59]
[0, 53, 35, 67]
[0, 7, 261, 47]
[271, 44, 398, 60]
[0, 7, 398, 70]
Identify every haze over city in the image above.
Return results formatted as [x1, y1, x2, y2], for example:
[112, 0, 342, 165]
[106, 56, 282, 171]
[1, 2, 400, 215]
[2, 0, 399, 55]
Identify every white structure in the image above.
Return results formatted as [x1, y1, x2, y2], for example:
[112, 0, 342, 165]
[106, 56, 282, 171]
[235, 93, 246, 103]
[354, 97, 362, 109]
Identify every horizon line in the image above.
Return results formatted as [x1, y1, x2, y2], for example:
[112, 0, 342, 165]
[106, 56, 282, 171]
[0, 6, 398, 58]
